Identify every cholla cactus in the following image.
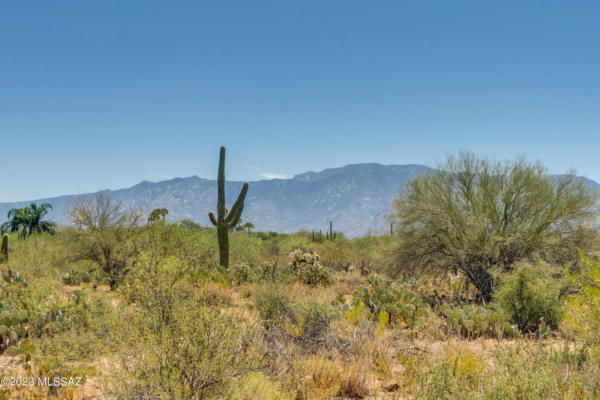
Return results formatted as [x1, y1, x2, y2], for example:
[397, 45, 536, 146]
[288, 249, 320, 269]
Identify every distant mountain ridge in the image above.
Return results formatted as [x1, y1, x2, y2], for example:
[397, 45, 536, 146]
[1, 164, 598, 237]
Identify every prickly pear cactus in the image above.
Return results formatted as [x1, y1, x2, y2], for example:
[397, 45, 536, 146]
[0, 301, 28, 352]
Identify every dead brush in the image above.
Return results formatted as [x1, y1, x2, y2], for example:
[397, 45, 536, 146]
[338, 358, 371, 399]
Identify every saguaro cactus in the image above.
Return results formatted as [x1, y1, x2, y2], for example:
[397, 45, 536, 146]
[329, 221, 333, 241]
[1, 234, 7, 263]
[208, 146, 249, 269]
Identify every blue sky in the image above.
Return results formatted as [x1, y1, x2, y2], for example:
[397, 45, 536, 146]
[1, 1, 598, 202]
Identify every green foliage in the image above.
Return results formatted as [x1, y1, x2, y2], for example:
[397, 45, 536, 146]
[255, 287, 296, 323]
[441, 304, 516, 338]
[563, 250, 600, 342]
[0, 234, 7, 263]
[392, 152, 598, 302]
[208, 146, 250, 269]
[148, 207, 168, 224]
[66, 192, 142, 289]
[0, 202, 56, 238]
[231, 261, 275, 284]
[415, 343, 600, 400]
[343, 301, 371, 327]
[113, 303, 263, 400]
[298, 303, 334, 339]
[228, 372, 292, 400]
[297, 262, 333, 286]
[495, 261, 564, 333]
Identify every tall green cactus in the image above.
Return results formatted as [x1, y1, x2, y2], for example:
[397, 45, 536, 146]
[1, 234, 7, 263]
[208, 146, 249, 269]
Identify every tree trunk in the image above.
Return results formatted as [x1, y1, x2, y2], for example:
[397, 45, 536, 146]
[464, 266, 493, 304]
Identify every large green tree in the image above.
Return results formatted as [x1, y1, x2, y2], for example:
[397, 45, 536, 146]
[1, 202, 56, 238]
[391, 153, 598, 303]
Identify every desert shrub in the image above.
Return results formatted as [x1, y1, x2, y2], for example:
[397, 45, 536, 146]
[278, 235, 312, 255]
[297, 303, 335, 339]
[255, 231, 282, 241]
[414, 342, 600, 400]
[495, 261, 564, 333]
[229, 233, 264, 265]
[344, 301, 371, 327]
[338, 360, 370, 398]
[564, 251, 600, 342]
[4, 232, 67, 278]
[255, 287, 296, 323]
[228, 372, 292, 400]
[196, 282, 233, 307]
[317, 241, 355, 269]
[286, 357, 342, 400]
[231, 261, 275, 284]
[110, 303, 264, 400]
[440, 304, 516, 338]
[297, 262, 333, 286]
[123, 252, 192, 331]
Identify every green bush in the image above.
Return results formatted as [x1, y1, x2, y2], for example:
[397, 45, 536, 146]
[110, 304, 263, 400]
[564, 251, 600, 342]
[495, 261, 564, 333]
[298, 303, 335, 339]
[228, 372, 292, 400]
[255, 287, 296, 323]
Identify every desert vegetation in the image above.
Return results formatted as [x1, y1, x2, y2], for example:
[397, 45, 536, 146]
[0, 152, 599, 399]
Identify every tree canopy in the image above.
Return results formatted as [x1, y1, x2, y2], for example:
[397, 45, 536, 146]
[391, 153, 599, 302]
[0, 202, 56, 238]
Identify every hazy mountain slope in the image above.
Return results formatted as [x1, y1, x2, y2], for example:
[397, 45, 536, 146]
[1, 164, 598, 237]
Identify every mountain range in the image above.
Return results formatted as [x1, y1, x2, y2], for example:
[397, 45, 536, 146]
[1, 164, 598, 237]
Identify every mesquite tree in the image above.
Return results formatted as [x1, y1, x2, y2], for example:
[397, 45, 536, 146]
[208, 146, 249, 269]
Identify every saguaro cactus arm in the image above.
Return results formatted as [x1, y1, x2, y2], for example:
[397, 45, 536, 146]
[208, 212, 218, 226]
[224, 182, 249, 227]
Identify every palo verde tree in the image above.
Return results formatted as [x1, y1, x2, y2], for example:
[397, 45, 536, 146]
[208, 146, 249, 269]
[1, 202, 56, 239]
[391, 152, 598, 303]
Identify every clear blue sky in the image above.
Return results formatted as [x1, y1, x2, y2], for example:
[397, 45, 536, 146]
[1, 1, 598, 202]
